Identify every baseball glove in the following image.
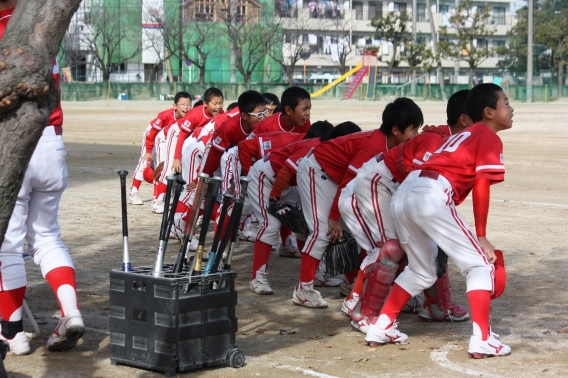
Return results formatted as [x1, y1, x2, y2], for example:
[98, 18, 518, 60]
[436, 247, 448, 278]
[324, 230, 359, 277]
[266, 199, 310, 235]
[153, 162, 164, 182]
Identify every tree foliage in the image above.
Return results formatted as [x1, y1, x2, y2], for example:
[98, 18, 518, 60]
[439, 0, 496, 85]
[371, 11, 410, 81]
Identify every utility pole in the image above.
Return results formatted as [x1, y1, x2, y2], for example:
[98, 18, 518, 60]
[527, 0, 533, 102]
[178, 0, 184, 82]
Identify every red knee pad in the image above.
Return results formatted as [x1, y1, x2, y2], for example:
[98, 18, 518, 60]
[491, 249, 506, 300]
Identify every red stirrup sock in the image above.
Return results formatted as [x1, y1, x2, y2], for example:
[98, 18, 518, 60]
[467, 290, 491, 340]
[298, 253, 320, 289]
[46, 267, 79, 317]
[0, 287, 26, 322]
[296, 239, 306, 251]
[376, 284, 411, 328]
[280, 226, 293, 246]
[251, 241, 273, 279]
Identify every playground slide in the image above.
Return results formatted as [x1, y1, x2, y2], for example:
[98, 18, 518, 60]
[311, 63, 363, 98]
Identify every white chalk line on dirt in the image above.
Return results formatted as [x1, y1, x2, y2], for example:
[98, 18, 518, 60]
[430, 344, 502, 378]
[274, 364, 339, 378]
[465, 197, 568, 208]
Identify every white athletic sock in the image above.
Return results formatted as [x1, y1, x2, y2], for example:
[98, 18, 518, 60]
[57, 285, 79, 317]
[298, 280, 314, 291]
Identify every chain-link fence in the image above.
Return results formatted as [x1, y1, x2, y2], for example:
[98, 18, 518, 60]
[60, 82, 567, 102]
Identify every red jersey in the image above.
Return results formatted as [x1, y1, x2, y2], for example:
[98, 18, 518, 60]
[1, 8, 63, 127]
[269, 138, 321, 183]
[313, 130, 390, 220]
[144, 109, 178, 153]
[238, 131, 304, 175]
[173, 105, 214, 159]
[201, 116, 251, 176]
[252, 112, 311, 136]
[383, 125, 451, 183]
[417, 123, 505, 205]
[213, 106, 240, 129]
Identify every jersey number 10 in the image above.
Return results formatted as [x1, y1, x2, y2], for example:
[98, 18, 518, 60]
[434, 132, 471, 154]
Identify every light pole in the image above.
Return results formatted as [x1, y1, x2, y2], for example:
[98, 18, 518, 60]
[527, 0, 533, 102]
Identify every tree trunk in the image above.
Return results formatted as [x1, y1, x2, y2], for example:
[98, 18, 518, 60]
[425, 0, 447, 101]
[469, 66, 474, 86]
[287, 65, 295, 85]
[199, 65, 205, 84]
[0, 0, 82, 246]
[411, 68, 417, 96]
[387, 48, 397, 84]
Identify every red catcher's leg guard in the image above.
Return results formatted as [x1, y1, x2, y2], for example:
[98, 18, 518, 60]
[492, 250, 506, 300]
[352, 240, 405, 319]
[419, 268, 469, 321]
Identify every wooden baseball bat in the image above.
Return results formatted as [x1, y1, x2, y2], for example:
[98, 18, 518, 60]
[153, 174, 186, 277]
[204, 193, 234, 275]
[117, 170, 131, 272]
[171, 173, 209, 274]
[188, 176, 222, 277]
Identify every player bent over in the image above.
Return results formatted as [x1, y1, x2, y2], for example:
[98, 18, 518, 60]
[365, 84, 513, 359]
[0, 1, 84, 354]
[294, 98, 421, 308]
[129, 92, 191, 205]
[341, 90, 472, 331]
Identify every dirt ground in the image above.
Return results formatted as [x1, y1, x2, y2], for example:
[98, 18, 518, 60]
[3, 98, 568, 378]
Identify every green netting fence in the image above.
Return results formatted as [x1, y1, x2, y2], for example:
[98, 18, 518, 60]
[60, 82, 567, 103]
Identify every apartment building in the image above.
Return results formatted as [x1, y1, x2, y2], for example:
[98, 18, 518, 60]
[279, 0, 517, 84]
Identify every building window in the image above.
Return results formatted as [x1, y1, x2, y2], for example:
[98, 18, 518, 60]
[352, 1, 363, 20]
[194, 0, 216, 21]
[475, 38, 489, 52]
[368, 1, 382, 20]
[492, 7, 505, 25]
[417, 3, 426, 21]
[439, 4, 449, 13]
[394, 2, 406, 12]
[493, 39, 506, 56]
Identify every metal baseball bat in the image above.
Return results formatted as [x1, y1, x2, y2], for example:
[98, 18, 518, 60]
[172, 173, 210, 274]
[209, 197, 243, 275]
[153, 174, 186, 277]
[223, 177, 253, 271]
[117, 170, 132, 272]
[204, 193, 234, 275]
[222, 198, 246, 272]
[188, 176, 222, 277]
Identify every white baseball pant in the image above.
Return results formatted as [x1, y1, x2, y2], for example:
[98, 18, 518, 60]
[0, 127, 74, 291]
[132, 124, 152, 182]
[338, 180, 377, 253]
[390, 170, 494, 296]
[297, 153, 338, 260]
[248, 160, 300, 246]
[352, 157, 400, 270]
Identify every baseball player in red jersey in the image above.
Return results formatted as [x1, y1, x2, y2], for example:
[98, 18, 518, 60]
[249, 122, 361, 295]
[365, 84, 513, 359]
[294, 98, 422, 308]
[152, 88, 224, 213]
[251, 87, 311, 137]
[342, 91, 472, 332]
[129, 92, 191, 205]
[262, 92, 280, 117]
[0, 0, 84, 355]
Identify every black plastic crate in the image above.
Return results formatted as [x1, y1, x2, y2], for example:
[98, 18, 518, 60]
[109, 265, 244, 376]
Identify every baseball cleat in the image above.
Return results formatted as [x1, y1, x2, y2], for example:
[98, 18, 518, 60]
[238, 225, 259, 242]
[151, 200, 164, 214]
[278, 237, 301, 258]
[292, 288, 328, 308]
[351, 316, 375, 334]
[418, 302, 470, 322]
[250, 272, 274, 295]
[402, 296, 425, 314]
[365, 321, 408, 347]
[0, 331, 31, 356]
[468, 331, 511, 359]
[47, 310, 85, 351]
[188, 237, 199, 252]
[314, 271, 343, 287]
[340, 294, 359, 317]
[129, 192, 143, 205]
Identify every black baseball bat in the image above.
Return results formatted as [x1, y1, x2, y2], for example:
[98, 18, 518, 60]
[188, 176, 222, 277]
[204, 193, 233, 274]
[117, 170, 132, 272]
[172, 173, 210, 274]
[209, 197, 243, 275]
[153, 174, 186, 277]
[221, 198, 246, 272]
